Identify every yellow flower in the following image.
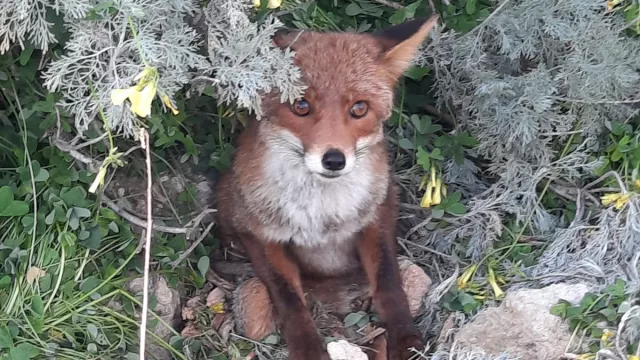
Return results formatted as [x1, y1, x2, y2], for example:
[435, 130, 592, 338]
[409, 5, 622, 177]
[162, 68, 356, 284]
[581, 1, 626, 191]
[487, 267, 504, 299]
[457, 264, 478, 289]
[420, 181, 433, 208]
[419, 174, 428, 191]
[606, 0, 623, 11]
[601, 193, 622, 207]
[210, 302, 225, 314]
[432, 178, 442, 205]
[254, 0, 282, 9]
[111, 67, 159, 118]
[111, 87, 137, 105]
[161, 94, 179, 115]
[600, 329, 614, 343]
[615, 193, 631, 210]
[628, 355, 640, 360]
[88, 166, 107, 194]
[129, 82, 157, 118]
[635, 179, 640, 189]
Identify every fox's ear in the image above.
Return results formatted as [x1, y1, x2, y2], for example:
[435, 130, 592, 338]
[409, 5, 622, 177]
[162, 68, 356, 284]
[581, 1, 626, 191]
[272, 28, 303, 50]
[374, 15, 439, 82]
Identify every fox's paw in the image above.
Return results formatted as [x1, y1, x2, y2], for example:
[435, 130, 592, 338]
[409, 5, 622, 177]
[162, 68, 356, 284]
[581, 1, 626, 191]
[386, 327, 425, 360]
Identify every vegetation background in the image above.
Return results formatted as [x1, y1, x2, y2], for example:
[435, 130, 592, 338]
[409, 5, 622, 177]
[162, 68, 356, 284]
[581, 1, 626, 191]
[0, 0, 639, 359]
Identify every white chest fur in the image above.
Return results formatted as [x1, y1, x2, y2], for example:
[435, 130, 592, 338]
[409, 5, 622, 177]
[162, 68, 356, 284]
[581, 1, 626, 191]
[244, 130, 388, 252]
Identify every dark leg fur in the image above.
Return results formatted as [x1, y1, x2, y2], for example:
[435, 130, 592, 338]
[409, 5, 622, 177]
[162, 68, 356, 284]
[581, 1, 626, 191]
[233, 231, 330, 360]
[357, 183, 425, 360]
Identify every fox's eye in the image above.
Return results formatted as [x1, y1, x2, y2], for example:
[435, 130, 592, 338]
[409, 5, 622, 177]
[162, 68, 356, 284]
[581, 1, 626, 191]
[292, 99, 311, 116]
[350, 101, 369, 119]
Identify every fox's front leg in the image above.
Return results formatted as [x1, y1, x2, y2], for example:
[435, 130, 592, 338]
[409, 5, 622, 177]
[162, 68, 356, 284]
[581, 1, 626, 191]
[237, 232, 330, 360]
[357, 185, 424, 360]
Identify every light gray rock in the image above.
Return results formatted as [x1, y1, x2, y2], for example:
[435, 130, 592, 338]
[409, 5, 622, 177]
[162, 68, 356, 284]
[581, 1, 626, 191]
[125, 274, 182, 360]
[454, 283, 589, 360]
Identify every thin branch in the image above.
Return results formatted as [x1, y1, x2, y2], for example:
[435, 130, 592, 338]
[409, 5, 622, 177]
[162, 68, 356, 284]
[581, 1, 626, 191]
[170, 221, 215, 268]
[460, 0, 513, 40]
[48, 130, 213, 235]
[583, 171, 628, 194]
[102, 194, 191, 234]
[139, 128, 152, 360]
[73, 132, 109, 150]
[50, 136, 99, 169]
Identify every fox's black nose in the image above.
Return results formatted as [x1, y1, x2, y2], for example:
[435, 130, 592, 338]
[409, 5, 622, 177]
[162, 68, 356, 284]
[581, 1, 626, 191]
[322, 149, 346, 171]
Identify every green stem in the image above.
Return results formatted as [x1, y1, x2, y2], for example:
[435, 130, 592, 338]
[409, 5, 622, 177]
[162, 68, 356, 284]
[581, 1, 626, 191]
[44, 245, 65, 313]
[127, 17, 150, 68]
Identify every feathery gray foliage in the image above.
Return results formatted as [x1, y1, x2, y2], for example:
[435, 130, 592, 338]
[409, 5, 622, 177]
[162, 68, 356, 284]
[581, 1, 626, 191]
[414, 0, 640, 288]
[5, 0, 305, 136]
[41, 0, 210, 136]
[0, 0, 93, 54]
[203, 0, 306, 118]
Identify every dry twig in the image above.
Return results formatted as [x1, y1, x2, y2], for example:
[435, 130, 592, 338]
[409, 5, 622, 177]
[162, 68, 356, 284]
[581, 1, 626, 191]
[139, 128, 153, 360]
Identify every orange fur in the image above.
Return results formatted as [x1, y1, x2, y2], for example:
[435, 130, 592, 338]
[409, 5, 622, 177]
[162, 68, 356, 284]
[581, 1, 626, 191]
[215, 15, 438, 360]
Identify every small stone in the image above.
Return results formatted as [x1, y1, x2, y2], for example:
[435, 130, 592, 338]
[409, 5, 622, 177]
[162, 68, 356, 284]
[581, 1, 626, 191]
[124, 275, 182, 360]
[182, 296, 201, 321]
[454, 283, 589, 360]
[327, 340, 368, 360]
[398, 259, 432, 316]
[206, 287, 226, 308]
[181, 322, 200, 337]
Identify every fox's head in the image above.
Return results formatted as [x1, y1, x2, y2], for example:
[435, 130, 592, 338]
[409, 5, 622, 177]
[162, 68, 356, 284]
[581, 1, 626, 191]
[260, 16, 438, 179]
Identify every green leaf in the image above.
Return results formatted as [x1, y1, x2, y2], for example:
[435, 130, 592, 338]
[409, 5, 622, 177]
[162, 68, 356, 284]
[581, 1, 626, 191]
[0, 187, 14, 212]
[404, 0, 422, 18]
[197, 256, 210, 278]
[87, 324, 98, 339]
[80, 276, 101, 293]
[345, 3, 363, 16]
[10, 343, 40, 359]
[431, 208, 445, 218]
[404, 66, 430, 81]
[73, 207, 91, 219]
[343, 312, 365, 327]
[457, 291, 477, 307]
[550, 302, 567, 318]
[465, 0, 477, 14]
[39, 274, 52, 292]
[598, 308, 617, 322]
[262, 334, 280, 345]
[80, 225, 103, 250]
[58, 232, 77, 248]
[590, 327, 603, 338]
[34, 169, 49, 182]
[19, 46, 35, 66]
[356, 315, 371, 328]
[0, 201, 29, 217]
[398, 138, 414, 150]
[446, 202, 467, 215]
[60, 186, 87, 207]
[31, 295, 44, 318]
[0, 327, 12, 348]
[417, 147, 431, 170]
[389, 8, 406, 24]
[45, 209, 55, 225]
[430, 148, 444, 160]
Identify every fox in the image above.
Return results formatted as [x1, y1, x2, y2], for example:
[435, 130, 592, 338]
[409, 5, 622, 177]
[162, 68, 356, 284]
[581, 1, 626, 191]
[214, 15, 439, 360]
